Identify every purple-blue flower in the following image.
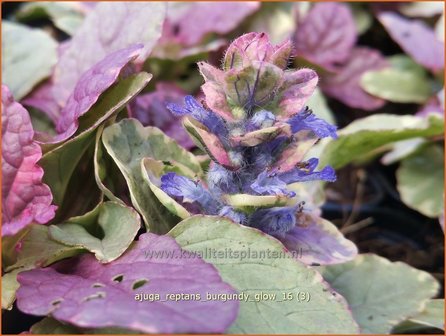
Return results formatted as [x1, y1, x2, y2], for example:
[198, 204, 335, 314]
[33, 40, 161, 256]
[248, 204, 303, 235]
[167, 95, 228, 137]
[160, 172, 220, 215]
[288, 107, 338, 139]
[155, 33, 357, 266]
[278, 158, 337, 183]
[250, 170, 295, 197]
[162, 95, 336, 236]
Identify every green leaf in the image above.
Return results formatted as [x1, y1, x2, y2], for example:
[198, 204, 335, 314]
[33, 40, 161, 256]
[381, 138, 427, 165]
[320, 114, 444, 169]
[388, 54, 428, 76]
[360, 56, 432, 103]
[169, 216, 359, 334]
[49, 202, 141, 263]
[102, 119, 202, 233]
[2, 226, 30, 268]
[2, 269, 25, 310]
[397, 144, 444, 217]
[29, 317, 139, 334]
[224, 193, 289, 212]
[27, 108, 57, 136]
[247, 3, 295, 44]
[141, 158, 192, 219]
[30, 318, 82, 334]
[5, 225, 82, 273]
[351, 4, 373, 35]
[393, 299, 444, 332]
[93, 124, 125, 204]
[16, 2, 85, 35]
[320, 254, 440, 334]
[40, 131, 94, 206]
[40, 73, 151, 207]
[2, 21, 57, 100]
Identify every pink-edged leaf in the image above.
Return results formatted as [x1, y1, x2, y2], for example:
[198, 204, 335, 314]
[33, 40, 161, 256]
[201, 81, 234, 120]
[230, 123, 291, 147]
[165, 2, 260, 47]
[321, 47, 389, 110]
[294, 2, 356, 67]
[272, 137, 319, 172]
[198, 62, 234, 121]
[277, 69, 319, 118]
[183, 117, 238, 170]
[276, 216, 358, 265]
[53, 2, 166, 105]
[132, 82, 194, 149]
[198, 61, 225, 83]
[21, 80, 60, 125]
[52, 45, 143, 143]
[16, 233, 238, 333]
[223, 32, 292, 71]
[378, 12, 444, 72]
[1, 85, 57, 237]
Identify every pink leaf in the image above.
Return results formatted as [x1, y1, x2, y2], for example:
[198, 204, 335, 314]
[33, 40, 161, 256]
[1, 85, 57, 237]
[16, 233, 238, 333]
[165, 2, 260, 47]
[198, 62, 235, 121]
[321, 47, 389, 110]
[294, 3, 356, 68]
[21, 81, 60, 125]
[378, 12, 444, 72]
[223, 32, 292, 70]
[52, 45, 143, 143]
[52, 3, 166, 106]
[277, 69, 319, 118]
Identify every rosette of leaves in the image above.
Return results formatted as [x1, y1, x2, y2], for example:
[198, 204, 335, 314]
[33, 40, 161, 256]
[145, 32, 357, 266]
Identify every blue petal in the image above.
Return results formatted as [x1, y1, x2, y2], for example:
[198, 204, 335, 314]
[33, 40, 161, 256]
[167, 95, 228, 137]
[219, 206, 247, 224]
[248, 206, 298, 235]
[287, 107, 337, 139]
[251, 170, 295, 197]
[279, 158, 336, 183]
[160, 172, 220, 214]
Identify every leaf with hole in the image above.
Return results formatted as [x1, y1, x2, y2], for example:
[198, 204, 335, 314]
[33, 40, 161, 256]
[16, 233, 239, 334]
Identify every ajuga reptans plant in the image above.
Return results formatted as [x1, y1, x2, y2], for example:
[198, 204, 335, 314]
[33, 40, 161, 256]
[156, 33, 356, 265]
